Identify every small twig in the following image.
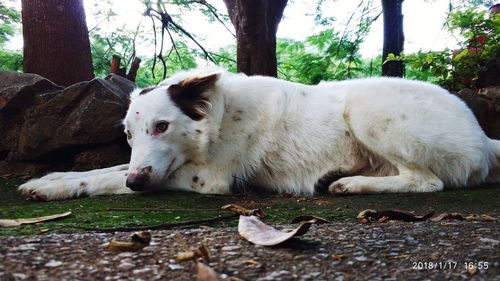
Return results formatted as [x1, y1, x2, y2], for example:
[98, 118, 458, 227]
[106, 207, 222, 212]
[165, 27, 185, 69]
[157, 18, 168, 80]
[149, 14, 158, 79]
[195, 0, 235, 38]
[73, 214, 239, 233]
[209, 51, 236, 63]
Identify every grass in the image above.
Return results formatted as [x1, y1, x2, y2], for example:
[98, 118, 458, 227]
[1, 177, 499, 236]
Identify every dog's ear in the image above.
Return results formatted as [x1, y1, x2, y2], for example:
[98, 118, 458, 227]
[168, 72, 220, 121]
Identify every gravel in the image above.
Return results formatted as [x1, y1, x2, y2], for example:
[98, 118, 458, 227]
[1, 221, 498, 280]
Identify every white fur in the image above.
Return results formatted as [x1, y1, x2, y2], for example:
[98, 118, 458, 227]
[19, 67, 500, 200]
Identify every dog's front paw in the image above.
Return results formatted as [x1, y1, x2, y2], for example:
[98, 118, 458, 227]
[18, 180, 80, 201]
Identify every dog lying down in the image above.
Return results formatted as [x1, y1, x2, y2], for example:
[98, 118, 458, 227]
[19, 67, 500, 201]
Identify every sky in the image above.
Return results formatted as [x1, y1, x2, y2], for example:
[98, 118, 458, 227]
[5, 0, 495, 58]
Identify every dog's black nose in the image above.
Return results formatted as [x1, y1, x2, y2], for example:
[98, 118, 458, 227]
[126, 173, 149, 191]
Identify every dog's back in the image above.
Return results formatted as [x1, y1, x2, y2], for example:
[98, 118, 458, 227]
[217, 74, 499, 194]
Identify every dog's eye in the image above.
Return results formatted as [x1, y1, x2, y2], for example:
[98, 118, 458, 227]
[155, 121, 169, 133]
[126, 130, 132, 140]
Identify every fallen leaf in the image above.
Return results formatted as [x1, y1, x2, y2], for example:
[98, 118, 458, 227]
[0, 211, 72, 227]
[238, 215, 319, 246]
[132, 231, 151, 244]
[197, 244, 210, 263]
[430, 212, 465, 222]
[332, 254, 347, 261]
[290, 215, 329, 224]
[176, 244, 210, 263]
[465, 214, 496, 222]
[357, 209, 434, 223]
[467, 266, 478, 276]
[176, 251, 195, 262]
[39, 228, 50, 233]
[221, 204, 264, 218]
[378, 216, 389, 223]
[246, 259, 259, 265]
[108, 231, 151, 252]
[196, 262, 222, 281]
[359, 218, 370, 224]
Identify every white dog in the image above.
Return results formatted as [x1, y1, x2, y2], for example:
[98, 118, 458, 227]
[19, 67, 500, 201]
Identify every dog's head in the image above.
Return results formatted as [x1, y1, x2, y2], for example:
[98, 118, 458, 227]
[123, 70, 222, 191]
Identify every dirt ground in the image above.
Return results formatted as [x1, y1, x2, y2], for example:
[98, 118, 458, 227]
[1, 219, 499, 280]
[1, 180, 499, 280]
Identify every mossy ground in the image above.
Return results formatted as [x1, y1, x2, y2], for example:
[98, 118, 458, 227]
[1, 177, 498, 236]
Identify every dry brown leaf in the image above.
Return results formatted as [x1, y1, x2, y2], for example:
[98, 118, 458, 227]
[108, 231, 151, 252]
[357, 209, 434, 223]
[246, 259, 259, 265]
[238, 215, 319, 246]
[176, 251, 196, 262]
[290, 215, 329, 224]
[176, 244, 210, 263]
[0, 211, 72, 227]
[465, 214, 496, 222]
[196, 262, 222, 281]
[467, 266, 478, 276]
[221, 204, 264, 218]
[430, 212, 465, 222]
[332, 254, 347, 261]
[378, 216, 389, 223]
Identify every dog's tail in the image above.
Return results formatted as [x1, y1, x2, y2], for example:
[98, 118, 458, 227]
[486, 138, 500, 183]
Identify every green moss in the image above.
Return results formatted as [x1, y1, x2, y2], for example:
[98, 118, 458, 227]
[1, 178, 499, 236]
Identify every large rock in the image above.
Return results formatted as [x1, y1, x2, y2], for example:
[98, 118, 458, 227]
[0, 71, 134, 175]
[455, 86, 500, 139]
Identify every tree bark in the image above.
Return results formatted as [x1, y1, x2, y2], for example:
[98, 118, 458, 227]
[22, 0, 94, 86]
[223, 0, 288, 77]
[381, 0, 404, 77]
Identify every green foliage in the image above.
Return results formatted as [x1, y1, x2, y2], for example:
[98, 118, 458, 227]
[0, 1, 22, 72]
[135, 41, 198, 87]
[395, 51, 453, 87]
[384, 4, 499, 89]
[91, 30, 136, 78]
[0, 49, 22, 72]
[447, 8, 499, 89]
[0, 1, 20, 46]
[212, 45, 237, 73]
[276, 29, 380, 85]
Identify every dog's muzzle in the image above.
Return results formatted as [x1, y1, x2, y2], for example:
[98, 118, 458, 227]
[126, 171, 151, 191]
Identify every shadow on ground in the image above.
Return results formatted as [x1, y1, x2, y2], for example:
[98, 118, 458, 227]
[0, 177, 499, 235]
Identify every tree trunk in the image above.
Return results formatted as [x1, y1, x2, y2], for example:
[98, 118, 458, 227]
[22, 0, 94, 86]
[381, 0, 404, 77]
[223, 0, 288, 77]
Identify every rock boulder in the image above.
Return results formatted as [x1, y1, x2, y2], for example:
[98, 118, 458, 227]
[0, 71, 133, 175]
[455, 86, 500, 139]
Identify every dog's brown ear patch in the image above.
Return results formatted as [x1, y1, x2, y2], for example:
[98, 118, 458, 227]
[168, 73, 219, 121]
[139, 86, 156, 95]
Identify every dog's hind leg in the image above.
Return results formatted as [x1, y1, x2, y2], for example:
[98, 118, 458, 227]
[19, 167, 132, 201]
[330, 164, 443, 194]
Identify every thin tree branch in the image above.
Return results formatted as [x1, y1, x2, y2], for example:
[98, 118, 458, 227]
[195, 0, 235, 38]
[150, 13, 158, 79]
[107, 207, 222, 212]
[73, 214, 239, 233]
[165, 26, 185, 69]
[158, 23, 167, 80]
